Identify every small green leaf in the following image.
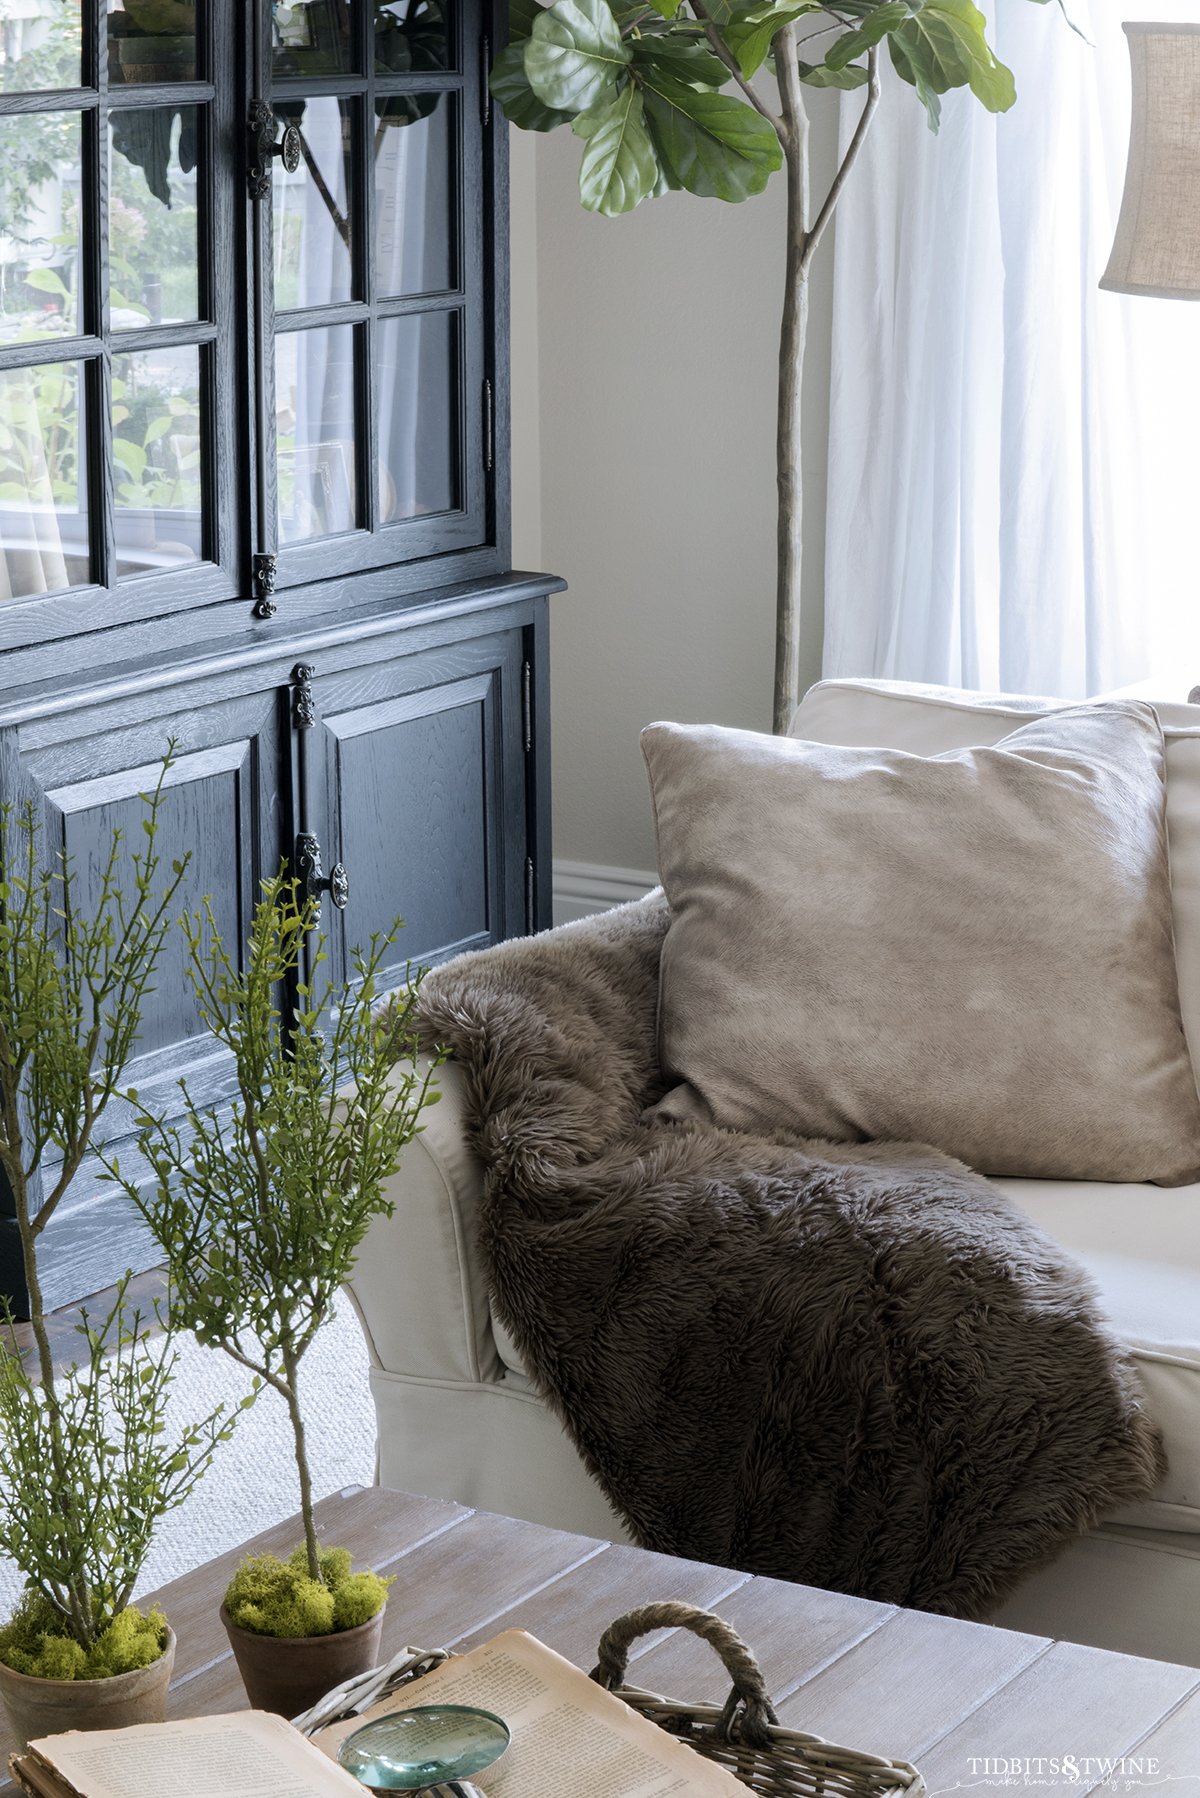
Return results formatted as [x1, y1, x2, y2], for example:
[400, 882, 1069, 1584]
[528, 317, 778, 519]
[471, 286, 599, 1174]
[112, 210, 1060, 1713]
[524, 0, 631, 113]
[491, 40, 576, 127]
[112, 438, 147, 481]
[825, 1, 912, 70]
[23, 266, 70, 299]
[796, 59, 869, 87]
[575, 86, 660, 214]
[722, 0, 813, 78]
[642, 70, 781, 201]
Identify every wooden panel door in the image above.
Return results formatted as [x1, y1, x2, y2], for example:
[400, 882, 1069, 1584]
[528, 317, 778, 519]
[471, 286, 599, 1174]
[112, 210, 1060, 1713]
[1, 678, 286, 1311]
[296, 626, 528, 996]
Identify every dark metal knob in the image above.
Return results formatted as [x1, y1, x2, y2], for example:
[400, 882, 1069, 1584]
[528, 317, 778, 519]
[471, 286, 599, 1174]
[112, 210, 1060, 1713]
[247, 100, 303, 197]
[295, 833, 350, 925]
[273, 123, 302, 173]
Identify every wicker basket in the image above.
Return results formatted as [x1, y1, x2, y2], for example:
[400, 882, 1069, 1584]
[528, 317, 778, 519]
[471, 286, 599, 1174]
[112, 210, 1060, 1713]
[294, 1599, 925, 1798]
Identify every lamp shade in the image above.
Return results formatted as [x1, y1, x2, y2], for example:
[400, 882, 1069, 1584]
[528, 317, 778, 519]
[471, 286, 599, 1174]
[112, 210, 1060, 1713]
[1103, 22, 1200, 300]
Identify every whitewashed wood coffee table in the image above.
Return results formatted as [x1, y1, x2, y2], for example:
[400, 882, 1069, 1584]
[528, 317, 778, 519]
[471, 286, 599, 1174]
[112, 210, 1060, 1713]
[5, 1487, 1197, 1792]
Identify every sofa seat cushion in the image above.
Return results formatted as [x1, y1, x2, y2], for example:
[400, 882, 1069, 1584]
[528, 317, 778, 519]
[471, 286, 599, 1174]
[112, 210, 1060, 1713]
[491, 1177, 1200, 1533]
[995, 1176, 1200, 1532]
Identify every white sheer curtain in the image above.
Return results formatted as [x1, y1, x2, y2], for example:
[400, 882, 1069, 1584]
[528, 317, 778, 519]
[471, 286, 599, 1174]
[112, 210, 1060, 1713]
[821, 0, 1200, 698]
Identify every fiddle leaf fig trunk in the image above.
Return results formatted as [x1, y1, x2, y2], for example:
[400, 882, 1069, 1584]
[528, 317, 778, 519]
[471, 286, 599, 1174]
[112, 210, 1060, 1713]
[493, 0, 1060, 730]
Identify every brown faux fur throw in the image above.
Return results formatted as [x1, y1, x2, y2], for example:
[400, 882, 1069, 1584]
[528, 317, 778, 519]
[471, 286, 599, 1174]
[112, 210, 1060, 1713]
[414, 893, 1165, 1618]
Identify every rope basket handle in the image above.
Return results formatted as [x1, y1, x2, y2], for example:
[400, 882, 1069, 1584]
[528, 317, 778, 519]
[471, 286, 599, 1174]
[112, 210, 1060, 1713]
[591, 1602, 780, 1750]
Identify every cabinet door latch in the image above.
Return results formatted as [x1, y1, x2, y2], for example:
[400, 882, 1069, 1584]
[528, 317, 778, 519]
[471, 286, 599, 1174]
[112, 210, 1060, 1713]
[295, 832, 350, 924]
[248, 98, 301, 200]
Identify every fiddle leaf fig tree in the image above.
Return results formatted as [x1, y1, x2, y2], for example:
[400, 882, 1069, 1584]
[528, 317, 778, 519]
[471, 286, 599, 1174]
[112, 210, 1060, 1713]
[493, 0, 1066, 730]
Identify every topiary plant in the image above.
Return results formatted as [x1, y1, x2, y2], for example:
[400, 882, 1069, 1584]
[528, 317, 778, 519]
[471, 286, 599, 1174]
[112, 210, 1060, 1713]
[107, 870, 440, 1634]
[0, 761, 243, 1687]
[0, 1592, 169, 1681]
[224, 1548, 392, 1640]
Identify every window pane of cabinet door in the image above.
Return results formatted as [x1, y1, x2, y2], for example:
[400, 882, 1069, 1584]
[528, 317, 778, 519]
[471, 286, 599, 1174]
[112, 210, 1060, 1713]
[0, 0, 244, 651]
[265, 0, 488, 590]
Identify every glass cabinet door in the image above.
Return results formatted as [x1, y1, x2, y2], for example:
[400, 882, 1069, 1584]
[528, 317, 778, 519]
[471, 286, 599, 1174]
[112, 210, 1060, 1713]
[263, 0, 487, 589]
[0, 0, 243, 648]
[0, 0, 492, 648]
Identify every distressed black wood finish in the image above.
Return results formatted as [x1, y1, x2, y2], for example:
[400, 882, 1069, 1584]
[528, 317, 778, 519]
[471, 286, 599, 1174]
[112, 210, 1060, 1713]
[0, 578, 558, 1313]
[0, 0, 562, 1312]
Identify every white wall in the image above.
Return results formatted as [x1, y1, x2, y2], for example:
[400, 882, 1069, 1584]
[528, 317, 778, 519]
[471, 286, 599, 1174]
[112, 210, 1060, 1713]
[509, 100, 842, 878]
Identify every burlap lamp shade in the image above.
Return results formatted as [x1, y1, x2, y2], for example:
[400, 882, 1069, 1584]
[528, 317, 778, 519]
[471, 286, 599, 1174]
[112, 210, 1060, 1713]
[1103, 22, 1200, 300]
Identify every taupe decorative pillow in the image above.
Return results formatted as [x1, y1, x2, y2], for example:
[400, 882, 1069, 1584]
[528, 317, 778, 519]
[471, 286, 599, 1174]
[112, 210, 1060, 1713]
[641, 703, 1200, 1184]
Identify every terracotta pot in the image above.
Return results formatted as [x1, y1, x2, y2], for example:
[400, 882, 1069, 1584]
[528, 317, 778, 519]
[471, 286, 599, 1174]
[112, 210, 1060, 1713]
[0, 1626, 176, 1755]
[220, 1605, 385, 1719]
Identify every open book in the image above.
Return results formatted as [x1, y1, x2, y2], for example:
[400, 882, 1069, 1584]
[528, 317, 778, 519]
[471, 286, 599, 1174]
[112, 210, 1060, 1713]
[9, 1711, 364, 1798]
[9, 1629, 751, 1798]
[314, 1628, 751, 1797]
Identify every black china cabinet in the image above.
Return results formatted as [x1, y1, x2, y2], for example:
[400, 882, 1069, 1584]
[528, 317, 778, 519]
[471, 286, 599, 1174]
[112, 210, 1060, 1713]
[0, 0, 557, 1312]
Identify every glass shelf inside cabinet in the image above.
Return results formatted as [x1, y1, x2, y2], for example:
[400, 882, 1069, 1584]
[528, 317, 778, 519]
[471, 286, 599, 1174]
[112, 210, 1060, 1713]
[108, 0, 198, 85]
[273, 0, 355, 77]
[375, 0, 454, 73]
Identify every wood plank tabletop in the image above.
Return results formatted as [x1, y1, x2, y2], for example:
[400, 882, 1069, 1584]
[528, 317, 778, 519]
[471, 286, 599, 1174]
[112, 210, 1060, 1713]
[4, 1486, 1199, 1793]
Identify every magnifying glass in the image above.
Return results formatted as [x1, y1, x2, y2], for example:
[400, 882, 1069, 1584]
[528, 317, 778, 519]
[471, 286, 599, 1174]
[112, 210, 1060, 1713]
[336, 1704, 510, 1794]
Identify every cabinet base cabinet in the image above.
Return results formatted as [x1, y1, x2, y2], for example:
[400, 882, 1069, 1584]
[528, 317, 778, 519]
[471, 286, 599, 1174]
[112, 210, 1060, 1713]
[0, 579, 559, 1314]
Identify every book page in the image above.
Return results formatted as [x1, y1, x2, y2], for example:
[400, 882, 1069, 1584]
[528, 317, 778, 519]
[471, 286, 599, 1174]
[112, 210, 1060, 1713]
[316, 1630, 751, 1798]
[29, 1711, 365, 1798]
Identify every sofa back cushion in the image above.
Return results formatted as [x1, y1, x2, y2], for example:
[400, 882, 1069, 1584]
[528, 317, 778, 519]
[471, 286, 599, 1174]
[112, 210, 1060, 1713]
[643, 700, 1200, 1184]
[792, 679, 1200, 1090]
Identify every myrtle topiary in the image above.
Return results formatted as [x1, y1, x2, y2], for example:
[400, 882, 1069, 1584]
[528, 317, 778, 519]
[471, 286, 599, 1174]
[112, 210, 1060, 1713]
[0, 1591, 167, 1680]
[224, 1546, 391, 1639]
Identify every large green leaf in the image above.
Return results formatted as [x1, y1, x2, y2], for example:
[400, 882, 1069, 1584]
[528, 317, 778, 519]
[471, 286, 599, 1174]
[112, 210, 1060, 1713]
[720, 0, 816, 78]
[574, 86, 661, 212]
[889, 0, 1015, 129]
[641, 70, 781, 200]
[524, 0, 631, 113]
[888, 33, 939, 123]
[797, 58, 869, 87]
[491, 40, 576, 127]
[630, 35, 729, 87]
[825, 0, 913, 70]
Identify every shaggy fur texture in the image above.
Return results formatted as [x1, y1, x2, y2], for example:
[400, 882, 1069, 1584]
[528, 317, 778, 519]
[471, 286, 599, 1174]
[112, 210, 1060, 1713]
[414, 894, 1165, 1618]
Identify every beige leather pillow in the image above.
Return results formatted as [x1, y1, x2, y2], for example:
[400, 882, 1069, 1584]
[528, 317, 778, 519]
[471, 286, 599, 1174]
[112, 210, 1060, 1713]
[642, 702, 1200, 1183]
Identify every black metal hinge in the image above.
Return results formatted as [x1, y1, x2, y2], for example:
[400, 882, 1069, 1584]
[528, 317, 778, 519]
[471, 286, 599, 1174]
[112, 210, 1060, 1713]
[252, 551, 277, 619]
[483, 377, 494, 474]
[524, 855, 535, 933]
[521, 659, 533, 753]
[481, 34, 491, 127]
[291, 662, 317, 731]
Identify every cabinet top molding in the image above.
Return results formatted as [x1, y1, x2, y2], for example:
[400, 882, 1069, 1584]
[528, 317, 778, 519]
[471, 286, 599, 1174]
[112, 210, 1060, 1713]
[0, 573, 566, 732]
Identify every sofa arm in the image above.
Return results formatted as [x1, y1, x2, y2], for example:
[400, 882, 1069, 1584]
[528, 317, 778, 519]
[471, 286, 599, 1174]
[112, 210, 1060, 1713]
[341, 1056, 502, 1386]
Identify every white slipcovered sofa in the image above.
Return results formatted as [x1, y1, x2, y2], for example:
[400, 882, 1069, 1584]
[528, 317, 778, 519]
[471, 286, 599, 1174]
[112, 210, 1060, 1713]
[344, 679, 1200, 1670]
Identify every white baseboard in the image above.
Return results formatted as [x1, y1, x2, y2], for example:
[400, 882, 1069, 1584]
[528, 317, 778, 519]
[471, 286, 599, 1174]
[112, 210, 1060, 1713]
[552, 860, 658, 926]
